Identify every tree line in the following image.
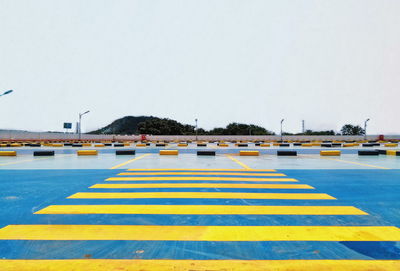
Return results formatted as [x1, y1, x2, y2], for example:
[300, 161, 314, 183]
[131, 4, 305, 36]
[90, 116, 366, 135]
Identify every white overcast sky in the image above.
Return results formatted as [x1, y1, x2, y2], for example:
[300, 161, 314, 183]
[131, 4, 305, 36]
[0, 0, 399, 134]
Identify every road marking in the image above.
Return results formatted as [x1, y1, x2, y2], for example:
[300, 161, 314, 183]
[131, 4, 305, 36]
[35, 205, 367, 215]
[107, 177, 297, 182]
[320, 156, 390, 169]
[67, 192, 335, 199]
[107, 176, 286, 181]
[127, 168, 275, 172]
[0, 154, 74, 167]
[0, 259, 399, 271]
[110, 154, 151, 169]
[299, 154, 390, 169]
[90, 183, 313, 189]
[0, 225, 398, 241]
[119, 172, 278, 176]
[226, 155, 252, 169]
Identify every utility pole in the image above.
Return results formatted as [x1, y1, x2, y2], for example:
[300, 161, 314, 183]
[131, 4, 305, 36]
[78, 110, 90, 140]
[364, 118, 370, 140]
[302, 120, 305, 134]
[280, 119, 284, 142]
[195, 118, 198, 141]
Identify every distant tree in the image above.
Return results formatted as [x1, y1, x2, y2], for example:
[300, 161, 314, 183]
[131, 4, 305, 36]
[340, 124, 365, 135]
[282, 132, 294, 135]
[208, 127, 225, 135]
[223, 123, 275, 135]
[138, 118, 195, 135]
[299, 129, 335, 135]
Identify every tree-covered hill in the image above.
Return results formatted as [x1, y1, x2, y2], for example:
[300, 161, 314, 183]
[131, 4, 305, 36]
[89, 116, 275, 135]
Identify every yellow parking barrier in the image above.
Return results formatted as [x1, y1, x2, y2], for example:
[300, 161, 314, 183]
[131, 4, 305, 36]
[136, 144, 146, 147]
[51, 144, 63, 147]
[240, 151, 259, 156]
[301, 143, 313, 147]
[178, 143, 188, 147]
[260, 144, 270, 147]
[95, 144, 105, 147]
[160, 150, 178, 155]
[385, 143, 398, 147]
[0, 151, 17, 156]
[219, 144, 229, 147]
[77, 150, 98, 156]
[82, 143, 92, 147]
[10, 143, 22, 147]
[387, 150, 399, 156]
[320, 150, 341, 156]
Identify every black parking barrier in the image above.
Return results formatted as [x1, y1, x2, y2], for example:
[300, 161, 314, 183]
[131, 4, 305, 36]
[33, 151, 55, 156]
[156, 143, 166, 147]
[72, 144, 82, 147]
[116, 150, 136, 155]
[362, 144, 374, 147]
[114, 144, 124, 147]
[331, 143, 342, 147]
[321, 144, 332, 147]
[358, 150, 379, 155]
[277, 150, 297, 156]
[29, 144, 41, 147]
[279, 143, 290, 147]
[197, 144, 207, 147]
[197, 151, 216, 156]
[377, 149, 387, 155]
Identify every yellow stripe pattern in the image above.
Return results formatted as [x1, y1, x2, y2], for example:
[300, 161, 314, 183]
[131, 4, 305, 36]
[67, 192, 335, 200]
[1, 259, 399, 271]
[106, 176, 287, 181]
[90, 183, 313, 189]
[0, 225, 398, 241]
[35, 205, 367, 215]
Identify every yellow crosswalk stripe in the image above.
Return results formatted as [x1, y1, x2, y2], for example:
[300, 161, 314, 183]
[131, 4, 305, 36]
[90, 183, 313, 189]
[118, 172, 280, 176]
[127, 168, 276, 172]
[67, 192, 335, 200]
[35, 205, 367, 215]
[0, 225, 398, 241]
[0, 259, 399, 271]
[107, 176, 287, 182]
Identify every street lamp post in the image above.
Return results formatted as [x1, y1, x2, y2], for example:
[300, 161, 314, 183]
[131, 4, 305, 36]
[364, 118, 370, 140]
[1, 90, 14, 140]
[195, 118, 198, 141]
[78, 110, 90, 140]
[280, 119, 284, 142]
[0, 90, 13, 97]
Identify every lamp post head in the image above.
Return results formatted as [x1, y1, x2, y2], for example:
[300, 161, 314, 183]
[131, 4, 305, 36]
[281, 119, 284, 124]
[80, 110, 90, 117]
[3, 90, 13, 95]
